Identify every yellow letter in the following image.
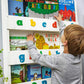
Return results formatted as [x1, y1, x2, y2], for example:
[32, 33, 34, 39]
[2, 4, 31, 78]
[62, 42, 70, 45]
[32, 3, 34, 8]
[30, 19, 36, 27]
[48, 5, 51, 10]
[44, 4, 47, 9]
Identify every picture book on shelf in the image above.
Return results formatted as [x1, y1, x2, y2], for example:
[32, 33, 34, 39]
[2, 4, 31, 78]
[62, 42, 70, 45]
[11, 65, 27, 84]
[27, 64, 42, 81]
[42, 66, 51, 79]
[10, 36, 28, 51]
[8, 0, 77, 21]
[27, 0, 59, 19]
[35, 33, 60, 50]
[8, 0, 24, 16]
[59, 0, 76, 21]
[10, 32, 60, 51]
[9, 0, 59, 19]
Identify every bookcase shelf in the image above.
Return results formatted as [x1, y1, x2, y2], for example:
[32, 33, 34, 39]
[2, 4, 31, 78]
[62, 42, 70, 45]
[0, 0, 78, 84]
[7, 15, 59, 32]
[7, 15, 78, 32]
[8, 49, 62, 65]
[17, 78, 51, 84]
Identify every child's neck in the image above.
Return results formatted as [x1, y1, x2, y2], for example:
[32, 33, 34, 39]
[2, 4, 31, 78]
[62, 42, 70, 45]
[63, 46, 69, 54]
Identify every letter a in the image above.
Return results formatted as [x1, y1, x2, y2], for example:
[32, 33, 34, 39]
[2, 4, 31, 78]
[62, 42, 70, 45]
[17, 20, 23, 26]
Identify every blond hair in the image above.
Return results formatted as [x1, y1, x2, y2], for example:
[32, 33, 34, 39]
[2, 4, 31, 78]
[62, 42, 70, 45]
[64, 24, 84, 56]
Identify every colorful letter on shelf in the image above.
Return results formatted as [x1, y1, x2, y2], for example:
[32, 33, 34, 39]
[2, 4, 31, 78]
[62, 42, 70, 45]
[42, 22, 47, 27]
[56, 51, 60, 54]
[19, 54, 25, 63]
[40, 51, 42, 54]
[30, 19, 36, 27]
[29, 55, 32, 60]
[17, 20, 23, 26]
[49, 51, 51, 56]
[52, 21, 57, 28]
[42, 80, 47, 84]
[32, 82, 37, 84]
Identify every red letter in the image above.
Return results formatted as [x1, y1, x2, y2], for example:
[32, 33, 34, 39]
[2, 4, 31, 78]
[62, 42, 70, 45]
[52, 22, 57, 28]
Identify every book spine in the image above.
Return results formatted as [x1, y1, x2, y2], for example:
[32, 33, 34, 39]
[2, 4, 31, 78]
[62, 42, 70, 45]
[27, 65, 31, 81]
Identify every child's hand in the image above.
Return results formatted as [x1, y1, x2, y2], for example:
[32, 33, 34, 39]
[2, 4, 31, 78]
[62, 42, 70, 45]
[54, 14, 62, 22]
[27, 34, 34, 42]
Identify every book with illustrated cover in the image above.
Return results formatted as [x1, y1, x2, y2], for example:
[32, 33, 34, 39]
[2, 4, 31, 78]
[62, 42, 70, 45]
[8, 0, 24, 16]
[11, 65, 27, 84]
[23, 0, 59, 19]
[42, 66, 51, 79]
[59, 0, 76, 21]
[10, 36, 28, 51]
[27, 64, 42, 81]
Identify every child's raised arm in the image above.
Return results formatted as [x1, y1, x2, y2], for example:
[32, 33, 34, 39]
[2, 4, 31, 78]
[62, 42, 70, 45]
[26, 35, 60, 69]
[54, 14, 66, 38]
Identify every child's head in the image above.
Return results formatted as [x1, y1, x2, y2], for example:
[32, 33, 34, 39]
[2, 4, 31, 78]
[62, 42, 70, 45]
[61, 24, 84, 56]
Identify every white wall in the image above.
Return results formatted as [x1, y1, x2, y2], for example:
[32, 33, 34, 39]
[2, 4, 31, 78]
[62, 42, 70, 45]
[76, 0, 84, 27]
[76, 0, 84, 83]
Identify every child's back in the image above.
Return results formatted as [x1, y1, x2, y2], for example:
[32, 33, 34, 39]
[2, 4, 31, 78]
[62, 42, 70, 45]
[27, 40, 82, 84]
[51, 53, 81, 84]
[27, 15, 84, 84]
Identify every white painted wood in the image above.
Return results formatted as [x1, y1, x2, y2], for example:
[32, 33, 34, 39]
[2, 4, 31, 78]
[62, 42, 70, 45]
[0, 0, 78, 84]
[17, 78, 51, 84]
[8, 49, 62, 65]
[7, 16, 59, 32]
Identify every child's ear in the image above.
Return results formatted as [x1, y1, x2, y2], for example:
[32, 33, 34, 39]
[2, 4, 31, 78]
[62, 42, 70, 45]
[63, 40, 68, 46]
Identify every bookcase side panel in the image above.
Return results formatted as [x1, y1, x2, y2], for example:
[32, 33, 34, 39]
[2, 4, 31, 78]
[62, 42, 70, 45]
[0, 0, 4, 83]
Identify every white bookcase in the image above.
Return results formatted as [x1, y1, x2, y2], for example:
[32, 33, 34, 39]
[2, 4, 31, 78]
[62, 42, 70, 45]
[0, 0, 78, 84]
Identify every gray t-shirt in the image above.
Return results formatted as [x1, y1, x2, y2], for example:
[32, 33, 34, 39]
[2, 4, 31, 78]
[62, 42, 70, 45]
[27, 21, 82, 84]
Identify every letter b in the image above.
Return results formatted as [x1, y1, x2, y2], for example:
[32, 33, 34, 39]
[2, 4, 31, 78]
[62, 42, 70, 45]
[30, 19, 36, 27]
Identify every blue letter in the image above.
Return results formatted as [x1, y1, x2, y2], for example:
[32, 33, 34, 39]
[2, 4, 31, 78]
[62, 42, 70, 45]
[42, 22, 47, 27]
[42, 80, 47, 84]
[19, 54, 25, 63]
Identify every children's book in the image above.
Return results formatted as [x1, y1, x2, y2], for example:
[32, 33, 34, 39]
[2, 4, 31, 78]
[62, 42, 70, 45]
[27, 64, 42, 81]
[59, 0, 76, 22]
[10, 36, 28, 51]
[23, 0, 29, 17]
[8, 0, 24, 16]
[42, 66, 51, 79]
[23, 0, 59, 19]
[11, 65, 26, 84]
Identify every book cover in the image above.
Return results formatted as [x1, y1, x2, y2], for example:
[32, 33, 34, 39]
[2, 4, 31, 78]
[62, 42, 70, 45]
[11, 65, 26, 84]
[23, 0, 59, 19]
[8, 0, 24, 16]
[27, 64, 42, 81]
[10, 36, 28, 51]
[59, 0, 76, 21]
[42, 66, 51, 79]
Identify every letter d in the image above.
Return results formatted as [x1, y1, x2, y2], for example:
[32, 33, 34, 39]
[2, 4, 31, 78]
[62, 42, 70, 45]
[52, 21, 57, 28]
